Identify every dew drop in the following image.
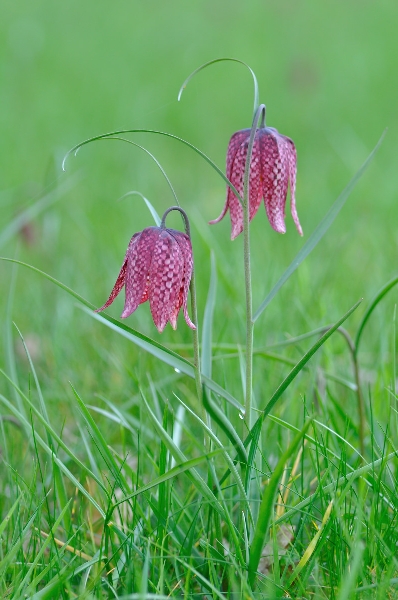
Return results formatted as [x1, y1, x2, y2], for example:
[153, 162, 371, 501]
[238, 412, 245, 420]
[174, 368, 181, 373]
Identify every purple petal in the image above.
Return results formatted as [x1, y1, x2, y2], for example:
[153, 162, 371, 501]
[226, 129, 251, 181]
[248, 133, 263, 222]
[168, 230, 195, 330]
[209, 129, 249, 238]
[260, 131, 287, 234]
[148, 230, 184, 333]
[121, 227, 160, 318]
[95, 233, 139, 313]
[285, 137, 303, 236]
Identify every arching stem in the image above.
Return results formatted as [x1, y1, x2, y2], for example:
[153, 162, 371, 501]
[178, 57, 260, 120]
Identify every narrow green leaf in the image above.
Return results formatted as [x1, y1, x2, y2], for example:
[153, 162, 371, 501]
[253, 131, 386, 323]
[220, 301, 361, 502]
[355, 275, 398, 351]
[140, 540, 151, 597]
[173, 393, 251, 516]
[70, 384, 131, 496]
[0, 505, 44, 577]
[0, 497, 20, 538]
[248, 419, 312, 586]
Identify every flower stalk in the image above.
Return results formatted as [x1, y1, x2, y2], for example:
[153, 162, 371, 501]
[242, 104, 266, 429]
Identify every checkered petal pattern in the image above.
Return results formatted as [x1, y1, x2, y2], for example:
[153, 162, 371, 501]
[96, 226, 196, 333]
[210, 127, 303, 239]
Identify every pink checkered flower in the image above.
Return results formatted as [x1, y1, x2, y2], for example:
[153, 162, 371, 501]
[210, 126, 303, 239]
[96, 224, 195, 333]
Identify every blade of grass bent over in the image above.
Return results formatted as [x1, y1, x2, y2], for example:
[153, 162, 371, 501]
[253, 131, 386, 322]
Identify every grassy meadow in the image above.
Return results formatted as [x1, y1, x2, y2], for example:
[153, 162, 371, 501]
[1, 1, 398, 598]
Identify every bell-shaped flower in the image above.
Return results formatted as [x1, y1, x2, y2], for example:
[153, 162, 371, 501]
[210, 127, 303, 239]
[96, 226, 195, 333]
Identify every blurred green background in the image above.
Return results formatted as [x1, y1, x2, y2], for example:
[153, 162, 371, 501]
[1, 0, 397, 412]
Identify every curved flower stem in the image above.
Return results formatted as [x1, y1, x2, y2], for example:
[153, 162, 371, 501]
[243, 104, 266, 430]
[62, 129, 242, 206]
[94, 136, 180, 206]
[178, 57, 260, 120]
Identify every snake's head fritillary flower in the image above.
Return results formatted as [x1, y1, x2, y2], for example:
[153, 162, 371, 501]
[96, 226, 195, 333]
[209, 127, 303, 240]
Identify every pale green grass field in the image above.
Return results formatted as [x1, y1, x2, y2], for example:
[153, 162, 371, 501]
[1, 1, 398, 598]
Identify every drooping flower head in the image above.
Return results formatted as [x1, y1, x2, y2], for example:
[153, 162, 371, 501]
[210, 124, 303, 240]
[96, 208, 195, 333]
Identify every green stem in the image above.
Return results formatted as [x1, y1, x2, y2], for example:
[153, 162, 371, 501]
[162, 207, 247, 463]
[243, 105, 266, 430]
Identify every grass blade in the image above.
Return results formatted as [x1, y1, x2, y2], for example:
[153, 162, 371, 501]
[355, 275, 398, 351]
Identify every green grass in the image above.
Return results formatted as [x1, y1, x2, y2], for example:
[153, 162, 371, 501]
[1, 1, 398, 597]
